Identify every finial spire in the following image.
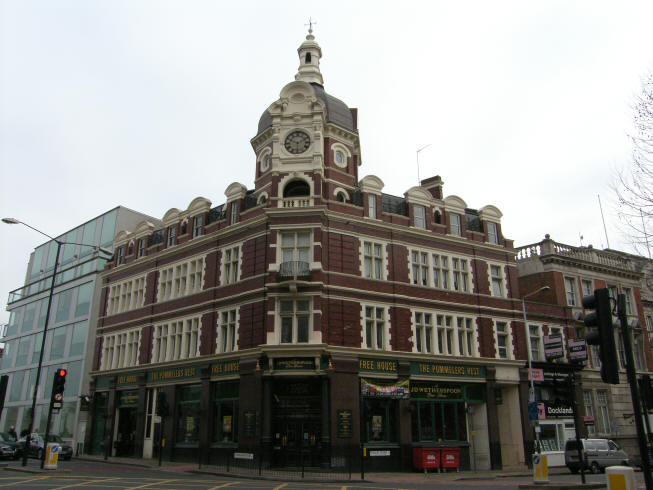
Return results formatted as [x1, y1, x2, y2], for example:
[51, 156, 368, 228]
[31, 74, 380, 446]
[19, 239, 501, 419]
[305, 17, 316, 35]
[295, 22, 323, 85]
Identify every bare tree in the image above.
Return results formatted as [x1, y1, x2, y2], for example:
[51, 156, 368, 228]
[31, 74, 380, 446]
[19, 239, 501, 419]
[615, 72, 653, 256]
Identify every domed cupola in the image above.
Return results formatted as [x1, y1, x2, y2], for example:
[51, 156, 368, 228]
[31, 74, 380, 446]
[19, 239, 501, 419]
[255, 30, 357, 136]
[295, 27, 323, 85]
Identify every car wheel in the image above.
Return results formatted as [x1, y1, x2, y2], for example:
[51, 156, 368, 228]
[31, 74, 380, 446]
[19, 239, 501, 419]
[590, 462, 601, 474]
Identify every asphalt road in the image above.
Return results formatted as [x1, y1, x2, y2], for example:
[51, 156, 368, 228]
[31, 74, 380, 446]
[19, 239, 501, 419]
[0, 458, 648, 489]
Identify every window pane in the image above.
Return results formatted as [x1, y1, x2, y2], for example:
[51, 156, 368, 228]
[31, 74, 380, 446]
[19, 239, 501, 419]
[55, 289, 73, 323]
[297, 316, 309, 343]
[49, 327, 67, 360]
[64, 360, 82, 397]
[75, 283, 93, 317]
[70, 321, 88, 357]
[281, 318, 293, 343]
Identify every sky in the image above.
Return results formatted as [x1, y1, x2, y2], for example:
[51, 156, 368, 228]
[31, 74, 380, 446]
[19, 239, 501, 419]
[2, 1, 653, 325]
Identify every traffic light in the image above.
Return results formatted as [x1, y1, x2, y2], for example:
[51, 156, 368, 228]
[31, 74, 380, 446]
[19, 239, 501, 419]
[156, 391, 169, 417]
[51, 368, 67, 409]
[583, 288, 619, 384]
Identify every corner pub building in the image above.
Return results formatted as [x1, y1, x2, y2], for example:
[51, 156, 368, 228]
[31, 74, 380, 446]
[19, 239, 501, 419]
[86, 30, 529, 472]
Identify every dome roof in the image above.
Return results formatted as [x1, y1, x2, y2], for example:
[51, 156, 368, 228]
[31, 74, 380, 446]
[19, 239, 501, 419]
[257, 82, 356, 135]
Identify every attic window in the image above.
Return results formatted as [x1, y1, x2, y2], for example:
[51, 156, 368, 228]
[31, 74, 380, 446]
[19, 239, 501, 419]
[283, 180, 310, 198]
[336, 192, 346, 203]
[305, 52, 311, 63]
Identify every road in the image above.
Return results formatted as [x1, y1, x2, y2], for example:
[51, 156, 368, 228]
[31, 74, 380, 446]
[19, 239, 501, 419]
[0, 459, 648, 489]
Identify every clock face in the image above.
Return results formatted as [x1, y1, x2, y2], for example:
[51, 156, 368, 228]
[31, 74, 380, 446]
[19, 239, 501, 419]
[284, 131, 311, 154]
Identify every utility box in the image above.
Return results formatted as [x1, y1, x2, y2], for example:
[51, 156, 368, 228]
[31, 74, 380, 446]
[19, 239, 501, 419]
[606, 466, 635, 490]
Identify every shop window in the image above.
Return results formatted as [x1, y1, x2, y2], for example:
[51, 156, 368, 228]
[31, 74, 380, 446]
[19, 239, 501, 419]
[176, 385, 201, 445]
[363, 398, 397, 443]
[212, 381, 239, 444]
[412, 400, 466, 443]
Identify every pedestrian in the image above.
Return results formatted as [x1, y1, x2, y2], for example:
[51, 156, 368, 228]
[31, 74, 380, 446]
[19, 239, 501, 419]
[7, 426, 17, 441]
[20, 428, 29, 438]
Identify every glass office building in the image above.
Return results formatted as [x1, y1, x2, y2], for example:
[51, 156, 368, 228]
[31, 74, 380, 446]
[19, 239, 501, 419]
[0, 207, 157, 452]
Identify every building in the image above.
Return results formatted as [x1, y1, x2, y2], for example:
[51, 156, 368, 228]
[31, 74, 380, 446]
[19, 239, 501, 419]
[515, 235, 653, 466]
[87, 31, 531, 472]
[0, 207, 158, 451]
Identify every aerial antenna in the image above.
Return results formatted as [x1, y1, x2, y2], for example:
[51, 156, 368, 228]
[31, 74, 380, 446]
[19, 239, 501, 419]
[416, 144, 431, 185]
[598, 194, 610, 249]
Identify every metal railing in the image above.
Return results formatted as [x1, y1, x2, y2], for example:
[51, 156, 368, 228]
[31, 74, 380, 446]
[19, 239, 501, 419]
[278, 261, 310, 278]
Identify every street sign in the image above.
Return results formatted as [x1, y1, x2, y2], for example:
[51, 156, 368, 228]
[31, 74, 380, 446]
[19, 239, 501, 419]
[568, 338, 588, 362]
[529, 368, 544, 381]
[583, 415, 595, 426]
[544, 333, 564, 360]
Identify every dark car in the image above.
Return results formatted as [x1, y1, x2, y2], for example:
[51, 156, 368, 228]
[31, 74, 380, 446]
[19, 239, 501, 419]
[0, 432, 21, 460]
[19, 434, 73, 461]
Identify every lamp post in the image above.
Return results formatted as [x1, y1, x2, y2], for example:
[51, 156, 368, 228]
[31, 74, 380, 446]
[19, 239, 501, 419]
[521, 285, 550, 455]
[2, 218, 113, 466]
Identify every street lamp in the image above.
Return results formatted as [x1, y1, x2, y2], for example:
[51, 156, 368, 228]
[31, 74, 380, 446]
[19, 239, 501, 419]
[521, 285, 550, 454]
[3, 218, 113, 466]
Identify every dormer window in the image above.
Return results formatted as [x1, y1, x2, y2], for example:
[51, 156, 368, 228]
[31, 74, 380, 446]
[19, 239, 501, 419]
[336, 192, 346, 203]
[167, 226, 176, 247]
[450, 214, 461, 236]
[305, 52, 311, 63]
[116, 246, 124, 265]
[137, 238, 146, 257]
[487, 222, 498, 244]
[413, 205, 426, 229]
[193, 216, 203, 238]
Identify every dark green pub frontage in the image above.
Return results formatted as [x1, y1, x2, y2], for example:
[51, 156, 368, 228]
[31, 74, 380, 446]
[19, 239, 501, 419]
[86, 352, 519, 472]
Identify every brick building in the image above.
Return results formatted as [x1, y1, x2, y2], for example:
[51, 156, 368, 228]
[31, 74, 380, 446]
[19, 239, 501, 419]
[87, 30, 531, 471]
[515, 235, 653, 466]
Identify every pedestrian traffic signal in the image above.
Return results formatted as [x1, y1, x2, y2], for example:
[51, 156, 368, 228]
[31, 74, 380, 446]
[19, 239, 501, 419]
[156, 391, 169, 417]
[51, 368, 67, 409]
[583, 288, 619, 384]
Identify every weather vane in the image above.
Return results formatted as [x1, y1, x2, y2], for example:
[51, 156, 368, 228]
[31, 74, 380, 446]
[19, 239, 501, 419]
[305, 17, 317, 34]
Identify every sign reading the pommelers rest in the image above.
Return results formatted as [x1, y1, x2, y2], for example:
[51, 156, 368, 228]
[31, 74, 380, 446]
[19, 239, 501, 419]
[358, 358, 398, 374]
[274, 358, 315, 370]
[212, 360, 239, 376]
[147, 367, 200, 383]
[410, 361, 485, 378]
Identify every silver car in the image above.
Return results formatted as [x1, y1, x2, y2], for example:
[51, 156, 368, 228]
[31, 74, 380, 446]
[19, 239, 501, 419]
[565, 438, 630, 473]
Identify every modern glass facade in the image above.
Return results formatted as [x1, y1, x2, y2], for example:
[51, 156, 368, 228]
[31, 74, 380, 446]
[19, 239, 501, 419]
[0, 207, 157, 451]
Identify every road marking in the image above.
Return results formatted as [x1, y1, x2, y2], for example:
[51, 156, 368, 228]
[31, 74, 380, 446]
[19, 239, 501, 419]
[125, 478, 179, 489]
[207, 482, 241, 489]
[10, 475, 51, 485]
[51, 476, 122, 489]
[273, 484, 288, 490]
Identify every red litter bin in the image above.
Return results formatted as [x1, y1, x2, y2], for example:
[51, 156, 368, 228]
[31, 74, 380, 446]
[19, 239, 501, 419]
[413, 447, 441, 471]
[441, 447, 460, 471]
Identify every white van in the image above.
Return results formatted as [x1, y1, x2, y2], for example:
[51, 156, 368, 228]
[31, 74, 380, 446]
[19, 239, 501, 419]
[564, 439, 630, 473]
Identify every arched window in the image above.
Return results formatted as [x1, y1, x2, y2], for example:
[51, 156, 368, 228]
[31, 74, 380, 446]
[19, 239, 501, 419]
[336, 192, 346, 203]
[283, 180, 310, 198]
[305, 52, 311, 63]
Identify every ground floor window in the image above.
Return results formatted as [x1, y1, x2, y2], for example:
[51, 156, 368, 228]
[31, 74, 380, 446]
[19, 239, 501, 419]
[411, 401, 467, 442]
[212, 381, 239, 444]
[538, 420, 574, 452]
[176, 385, 201, 444]
[362, 398, 397, 443]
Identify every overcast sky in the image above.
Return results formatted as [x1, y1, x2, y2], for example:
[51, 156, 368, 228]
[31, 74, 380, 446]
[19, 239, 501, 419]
[2, 1, 653, 324]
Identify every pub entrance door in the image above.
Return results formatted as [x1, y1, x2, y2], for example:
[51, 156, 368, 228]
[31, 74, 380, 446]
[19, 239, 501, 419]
[271, 379, 322, 468]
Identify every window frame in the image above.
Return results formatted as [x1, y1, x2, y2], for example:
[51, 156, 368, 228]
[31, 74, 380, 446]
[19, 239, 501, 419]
[564, 277, 578, 306]
[489, 263, 506, 298]
[193, 216, 204, 238]
[413, 205, 426, 229]
[363, 305, 389, 350]
[495, 320, 512, 359]
[278, 298, 312, 344]
[487, 221, 499, 244]
[217, 309, 238, 353]
[221, 245, 241, 285]
[167, 226, 176, 247]
[362, 240, 386, 280]
[368, 194, 377, 219]
[449, 213, 461, 236]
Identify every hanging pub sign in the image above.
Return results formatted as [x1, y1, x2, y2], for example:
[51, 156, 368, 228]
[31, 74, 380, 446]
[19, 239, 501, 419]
[544, 333, 564, 360]
[360, 378, 409, 399]
[568, 338, 588, 362]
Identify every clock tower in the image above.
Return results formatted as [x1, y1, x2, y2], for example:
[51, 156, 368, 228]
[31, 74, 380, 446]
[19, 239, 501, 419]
[251, 28, 360, 208]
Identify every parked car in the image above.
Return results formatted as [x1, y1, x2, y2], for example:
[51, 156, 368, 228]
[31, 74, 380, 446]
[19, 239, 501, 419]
[565, 438, 630, 473]
[0, 432, 21, 460]
[18, 434, 73, 461]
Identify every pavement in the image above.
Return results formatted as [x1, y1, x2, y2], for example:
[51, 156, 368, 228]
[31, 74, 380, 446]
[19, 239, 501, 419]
[4, 454, 582, 484]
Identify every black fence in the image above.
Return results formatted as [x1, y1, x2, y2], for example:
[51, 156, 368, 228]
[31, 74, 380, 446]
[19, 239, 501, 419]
[200, 446, 355, 481]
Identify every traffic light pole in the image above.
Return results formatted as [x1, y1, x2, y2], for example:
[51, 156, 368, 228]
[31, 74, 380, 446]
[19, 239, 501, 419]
[41, 376, 57, 469]
[618, 294, 653, 489]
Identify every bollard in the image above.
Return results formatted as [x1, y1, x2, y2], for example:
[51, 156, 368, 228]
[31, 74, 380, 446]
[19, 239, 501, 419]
[606, 465, 635, 490]
[532, 453, 549, 483]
